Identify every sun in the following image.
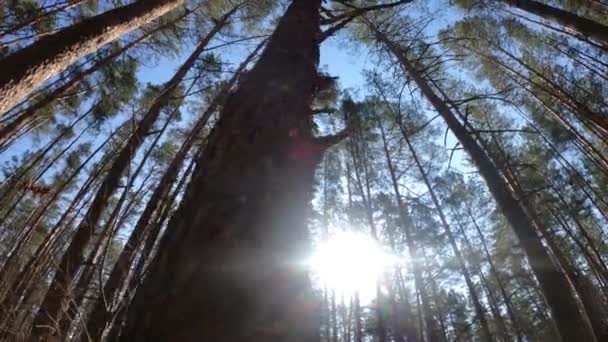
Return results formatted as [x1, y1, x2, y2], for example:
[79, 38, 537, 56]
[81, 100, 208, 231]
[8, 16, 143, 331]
[308, 231, 400, 302]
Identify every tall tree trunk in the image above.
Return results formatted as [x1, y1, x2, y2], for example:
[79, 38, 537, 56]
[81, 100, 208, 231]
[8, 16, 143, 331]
[347, 121, 388, 342]
[0, 4, 197, 145]
[82, 39, 262, 341]
[0, 109, 92, 283]
[354, 293, 363, 342]
[0, 0, 183, 114]
[454, 216, 509, 341]
[391, 113, 493, 342]
[466, 208, 524, 342]
[0, 122, 121, 322]
[119, 1, 330, 340]
[373, 112, 442, 342]
[369, 23, 598, 342]
[502, 0, 608, 46]
[420, 249, 449, 342]
[57, 119, 168, 337]
[102, 156, 196, 341]
[482, 130, 608, 340]
[28, 16, 230, 340]
[56, 168, 154, 339]
[330, 290, 339, 342]
[375, 285, 388, 342]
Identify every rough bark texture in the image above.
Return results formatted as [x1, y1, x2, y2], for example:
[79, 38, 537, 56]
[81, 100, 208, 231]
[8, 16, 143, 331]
[369, 23, 598, 342]
[504, 0, 608, 46]
[0, 5, 194, 145]
[28, 19, 225, 340]
[0, 0, 182, 115]
[119, 0, 324, 341]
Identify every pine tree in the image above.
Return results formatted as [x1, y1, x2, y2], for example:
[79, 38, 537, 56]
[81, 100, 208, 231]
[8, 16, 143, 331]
[0, 0, 183, 114]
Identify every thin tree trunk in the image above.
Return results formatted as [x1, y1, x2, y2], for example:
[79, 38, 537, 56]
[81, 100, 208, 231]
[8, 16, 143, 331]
[354, 293, 363, 342]
[28, 15, 230, 339]
[0, 175, 103, 339]
[346, 123, 388, 342]
[466, 208, 524, 342]
[331, 290, 339, 342]
[119, 1, 329, 340]
[0, 121, 121, 308]
[57, 115, 170, 337]
[392, 116, 493, 342]
[0, 0, 183, 114]
[420, 249, 449, 342]
[81, 38, 263, 341]
[101, 156, 196, 341]
[0, 0, 89, 40]
[482, 130, 608, 340]
[373, 111, 442, 342]
[369, 23, 597, 342]
[453, 215, 509, 341]
[502, 0, 608, 46]
[57, 168, 154, 339]
[0, 110, 93, 267]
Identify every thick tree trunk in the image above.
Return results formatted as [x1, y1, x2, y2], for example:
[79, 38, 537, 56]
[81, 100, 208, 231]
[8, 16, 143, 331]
[0, 5, 195, 145]
[119, 1, 325, 340]
[503, 0, 608, 46]
[483, 132, 608, 341]
[369, 24, 598, 342]
[0, 0, 183, 115]
[28, 18, 228, 340]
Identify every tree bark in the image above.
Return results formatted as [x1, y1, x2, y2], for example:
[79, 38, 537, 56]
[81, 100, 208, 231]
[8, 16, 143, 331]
[119, 0, 325, 340]
[368, 23, 598, 342]
[0, 0, 183, 115]
[482, 130, 608, 341]
[502, 0, 608, 46]
[0, 4, 196, 145]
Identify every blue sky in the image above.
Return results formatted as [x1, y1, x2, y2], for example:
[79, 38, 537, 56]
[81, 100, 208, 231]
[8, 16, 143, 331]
[1, 0, 472, 184]
[0, 0, 460, 179]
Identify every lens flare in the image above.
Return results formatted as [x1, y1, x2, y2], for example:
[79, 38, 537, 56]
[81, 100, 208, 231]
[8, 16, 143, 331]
[308, 231, 400, 302]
